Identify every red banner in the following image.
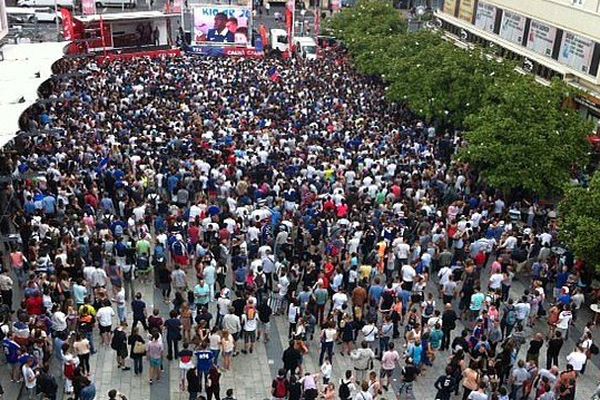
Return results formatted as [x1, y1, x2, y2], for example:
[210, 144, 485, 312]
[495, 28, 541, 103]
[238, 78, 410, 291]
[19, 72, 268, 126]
[61, 8, 74, 40]
[286, 0, 295, 51]
[82, 0, 96, 16]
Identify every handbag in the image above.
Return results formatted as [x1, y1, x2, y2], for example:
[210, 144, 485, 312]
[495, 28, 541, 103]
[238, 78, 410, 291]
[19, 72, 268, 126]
[133, 341, 147, 355]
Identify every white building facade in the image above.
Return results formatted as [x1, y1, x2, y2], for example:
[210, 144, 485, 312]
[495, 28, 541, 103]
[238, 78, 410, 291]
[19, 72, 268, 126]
[437, 0, 600, 124]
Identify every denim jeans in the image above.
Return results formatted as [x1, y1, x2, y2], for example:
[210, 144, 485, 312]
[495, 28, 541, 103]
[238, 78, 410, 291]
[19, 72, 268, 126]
[133, 356, 143, 374]
[319, 342, 333, 365]
[117, 305, 127, 323]
[211, 349, 220, 365]
[85, 331, 96, 353]
[379, 336, 390, 355]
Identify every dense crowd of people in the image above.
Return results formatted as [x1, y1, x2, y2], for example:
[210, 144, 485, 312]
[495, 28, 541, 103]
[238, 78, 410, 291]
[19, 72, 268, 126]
[0, 46, 597, 400]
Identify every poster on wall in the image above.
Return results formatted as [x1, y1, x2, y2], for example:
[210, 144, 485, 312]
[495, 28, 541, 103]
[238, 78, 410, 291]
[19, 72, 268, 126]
[443, 0, 457, 16]
[526, 19, 556, 57]
[474, 2, 496, 33]
[558, 31, 595, 74]
[457, 0, 476, 23]
[499, 10, 526, 45]
[193, 5, 251, 45]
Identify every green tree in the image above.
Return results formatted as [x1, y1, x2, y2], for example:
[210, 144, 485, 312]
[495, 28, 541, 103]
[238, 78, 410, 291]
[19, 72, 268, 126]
[559, 172, 600, 272]
[387, 42, 514, 127]
[353, 30, 444, 78]
[324, 0, 407, 55]
[458, 77, 592, 196]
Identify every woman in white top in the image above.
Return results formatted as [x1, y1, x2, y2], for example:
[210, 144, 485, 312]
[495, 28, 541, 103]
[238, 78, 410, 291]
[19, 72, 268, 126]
[319, 322, 338, 366]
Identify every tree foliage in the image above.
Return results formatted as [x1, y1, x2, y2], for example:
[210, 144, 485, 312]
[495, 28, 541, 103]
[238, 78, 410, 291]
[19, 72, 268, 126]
[458, 77, 592, 196]
[559, 172, 600, 272]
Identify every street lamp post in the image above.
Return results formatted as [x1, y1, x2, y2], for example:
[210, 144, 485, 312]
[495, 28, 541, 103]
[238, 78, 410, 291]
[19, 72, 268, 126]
[54, 0, 60, 41]
[300, 9, 306, 36]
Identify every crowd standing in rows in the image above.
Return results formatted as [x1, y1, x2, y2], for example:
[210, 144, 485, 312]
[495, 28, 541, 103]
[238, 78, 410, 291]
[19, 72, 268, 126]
[0, 47, 597, 400]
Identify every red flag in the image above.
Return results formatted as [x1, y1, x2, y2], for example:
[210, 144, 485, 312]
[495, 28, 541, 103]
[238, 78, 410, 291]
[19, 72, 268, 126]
[286, 0, 295, 53]
[61, 8, 74, 40]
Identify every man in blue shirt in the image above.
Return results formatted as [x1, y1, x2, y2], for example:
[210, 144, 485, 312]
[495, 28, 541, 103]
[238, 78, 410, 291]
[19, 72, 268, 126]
[206, 13, 235, 43]
[195, 343, 214, 392]
[3, 333, 21, 381]
[42, 194, 57, 215]
[131, 292, 149, 331]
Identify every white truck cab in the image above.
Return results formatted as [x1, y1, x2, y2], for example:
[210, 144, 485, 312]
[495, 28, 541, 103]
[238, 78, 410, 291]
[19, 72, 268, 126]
[294, 36, 317, 60]
[269, 30, 318, 60]
[270, 28, 288, 52]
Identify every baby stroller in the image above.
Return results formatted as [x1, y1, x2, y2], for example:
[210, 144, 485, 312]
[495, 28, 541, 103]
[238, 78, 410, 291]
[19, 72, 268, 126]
[136, 255, 152, 283]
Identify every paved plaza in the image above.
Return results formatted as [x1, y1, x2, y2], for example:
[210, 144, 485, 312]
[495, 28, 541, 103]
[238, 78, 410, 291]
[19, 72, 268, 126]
[2, 261, 600, 400]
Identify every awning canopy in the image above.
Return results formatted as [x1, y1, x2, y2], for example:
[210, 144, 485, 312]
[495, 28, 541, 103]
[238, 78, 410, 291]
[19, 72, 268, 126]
[0, 41, 68, 147]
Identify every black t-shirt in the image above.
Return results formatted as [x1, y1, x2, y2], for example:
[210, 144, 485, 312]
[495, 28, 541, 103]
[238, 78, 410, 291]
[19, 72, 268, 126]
[434, 374, 454, 394]
[187, 369, 201, 392]
[527, 339, 543, 355]
[547, 338, 564, 355]
[442, 310, 458, 330]
[288, 381, 302, 400]
[402, 364, 419, 382]
[232, 298, 246, 317]
[452, 336, 469, 353]
[381, 290, 394, 310]
[258, 303, 272, 323]
[131, 300, 146, 319]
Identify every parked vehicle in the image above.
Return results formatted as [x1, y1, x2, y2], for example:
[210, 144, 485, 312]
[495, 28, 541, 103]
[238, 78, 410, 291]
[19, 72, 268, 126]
[94, 0, 137, 8]
[17, 0, 73, 8]
[6, 6, 61, 23]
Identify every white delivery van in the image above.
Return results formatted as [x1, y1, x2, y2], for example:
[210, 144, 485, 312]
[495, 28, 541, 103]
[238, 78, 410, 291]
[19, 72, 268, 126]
[17, 0, 73, 8]
[294, 36, 317, 60]
[270, 28, 288, 52]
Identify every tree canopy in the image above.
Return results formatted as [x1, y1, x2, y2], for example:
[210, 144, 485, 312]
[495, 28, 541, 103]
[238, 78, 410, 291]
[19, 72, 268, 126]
[559, 171, 600, 272]
[458, 78, 593, 196]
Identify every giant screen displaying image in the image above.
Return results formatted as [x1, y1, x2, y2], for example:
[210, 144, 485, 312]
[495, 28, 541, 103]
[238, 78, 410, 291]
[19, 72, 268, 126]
[193, 5, 251, 45]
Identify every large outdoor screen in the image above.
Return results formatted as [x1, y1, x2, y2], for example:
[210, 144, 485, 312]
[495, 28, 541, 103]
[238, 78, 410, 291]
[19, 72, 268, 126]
[193, 5, 251, 46]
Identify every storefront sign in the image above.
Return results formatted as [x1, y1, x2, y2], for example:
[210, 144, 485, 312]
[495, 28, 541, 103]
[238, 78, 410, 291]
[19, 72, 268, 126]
[474, 2, 496, 33]
[499, 10, 526, 45]
[526, 19, 556, 57]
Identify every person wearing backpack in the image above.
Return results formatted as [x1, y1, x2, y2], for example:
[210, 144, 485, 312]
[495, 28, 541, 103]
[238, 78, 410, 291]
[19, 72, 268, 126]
[272, 368, 289, 400]
[501, 299, 517, 339]
[241, 300, 259, 354]
[338, 370, 354, 400]
[122, 246, 136, 301]
[421, 293, 436, 326]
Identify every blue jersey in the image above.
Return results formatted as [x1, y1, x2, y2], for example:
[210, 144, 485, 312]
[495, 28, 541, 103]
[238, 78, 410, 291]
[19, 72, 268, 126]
[2, 339, 20, 364]
[195, 350, 214, 373]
